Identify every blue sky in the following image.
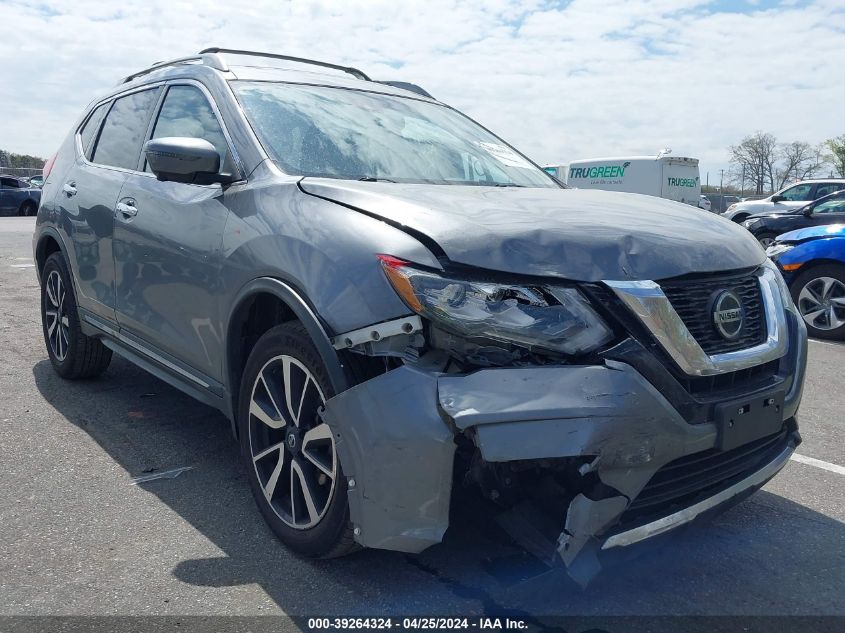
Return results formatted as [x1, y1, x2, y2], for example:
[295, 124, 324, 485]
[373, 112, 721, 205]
[1, 0, 843, 182]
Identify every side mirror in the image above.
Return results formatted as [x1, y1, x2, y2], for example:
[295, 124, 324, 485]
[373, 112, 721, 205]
[144, 137, 221, 184]
[770, 194, 786, 203]
[803, 207, 814, 217]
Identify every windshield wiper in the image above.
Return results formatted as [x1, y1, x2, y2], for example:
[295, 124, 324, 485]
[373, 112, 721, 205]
[358, 176, 396, 183]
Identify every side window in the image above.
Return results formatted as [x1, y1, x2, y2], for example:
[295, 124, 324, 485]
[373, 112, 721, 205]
[779, 183, 813, 201]
[813, 183, 843, 199]
[813, 198, 845, 214]
[78, 102, 109, 160]
[0, 177, 16, 189]
[146, 85, 233, 175]
[92, 88, 160, 170]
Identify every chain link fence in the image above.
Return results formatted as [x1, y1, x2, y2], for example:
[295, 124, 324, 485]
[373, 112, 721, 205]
[0, 166, 44, 179]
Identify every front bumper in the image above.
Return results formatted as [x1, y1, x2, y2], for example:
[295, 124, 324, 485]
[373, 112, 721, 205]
[320, 312, 806, 577]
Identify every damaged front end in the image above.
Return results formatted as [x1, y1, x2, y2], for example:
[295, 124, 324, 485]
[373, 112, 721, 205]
[319, 258, 806, 583]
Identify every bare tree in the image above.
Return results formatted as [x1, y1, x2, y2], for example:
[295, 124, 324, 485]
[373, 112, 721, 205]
[729, 132, 778, 194]
[776, 141, 825, 189]
[827, 135, 845, 178]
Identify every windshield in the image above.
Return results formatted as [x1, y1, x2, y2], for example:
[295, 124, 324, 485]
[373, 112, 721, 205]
[233, 81, 557, 188]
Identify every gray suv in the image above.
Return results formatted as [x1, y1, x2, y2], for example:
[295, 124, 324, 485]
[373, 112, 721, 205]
[33, 49, 807, 581]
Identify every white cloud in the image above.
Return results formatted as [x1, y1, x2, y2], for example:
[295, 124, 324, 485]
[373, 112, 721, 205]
[1, 0, 843, 181]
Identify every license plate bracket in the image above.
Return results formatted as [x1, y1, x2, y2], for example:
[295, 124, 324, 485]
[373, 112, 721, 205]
[715, 390, 785, 451]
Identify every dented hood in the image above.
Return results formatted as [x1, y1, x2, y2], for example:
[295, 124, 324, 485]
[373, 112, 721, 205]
[301, 178, 765, 282]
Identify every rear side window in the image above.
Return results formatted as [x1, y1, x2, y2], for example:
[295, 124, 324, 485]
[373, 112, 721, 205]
[814, 183, 844, 198]
[78, 102, 109, 160]
[92, 88, 160, 170]
[145, 85, 233, 175]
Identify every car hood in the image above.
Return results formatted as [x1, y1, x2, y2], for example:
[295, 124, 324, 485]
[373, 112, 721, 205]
[300, 179, 764, 282]
[746, 208, 803, 220]
[777, 223, 845, 243]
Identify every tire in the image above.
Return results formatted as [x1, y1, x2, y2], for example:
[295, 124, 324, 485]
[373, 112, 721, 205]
[238, 322, 356, 558]
[755, 232, 778, 249]
[19, 201, 37, 217]
[789, 264, 845, 341]
[40, 252, 112, 378]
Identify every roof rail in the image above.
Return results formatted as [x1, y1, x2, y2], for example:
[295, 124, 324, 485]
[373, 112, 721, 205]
[199, 47, 371, 82]
[121, 52, 228, 84]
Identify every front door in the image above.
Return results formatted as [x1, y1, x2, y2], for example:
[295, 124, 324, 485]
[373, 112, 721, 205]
[112, 83, 237, 382]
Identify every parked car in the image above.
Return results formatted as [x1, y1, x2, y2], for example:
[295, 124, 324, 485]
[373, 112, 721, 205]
[722, 179, 845, 223]
[702, 193, 739, 214]
[767, 224, 845, 340]
[743, 189, 845, 247]
[33, 48, 807, 582]
[0, 175, 41, 216]
[698, 194, 711, 211]
[27, 175, 44, 188]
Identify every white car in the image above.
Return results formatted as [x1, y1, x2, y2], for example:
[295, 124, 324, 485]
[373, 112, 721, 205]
[721, 179, 845, 222]
[698, 195, 711, 211]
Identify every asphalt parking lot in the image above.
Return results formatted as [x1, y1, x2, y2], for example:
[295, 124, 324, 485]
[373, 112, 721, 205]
[1, 216, 843, 622]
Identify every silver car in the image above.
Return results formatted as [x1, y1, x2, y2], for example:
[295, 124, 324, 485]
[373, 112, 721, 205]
[722, 179, 845, 222]
[32, 48, 807, 582]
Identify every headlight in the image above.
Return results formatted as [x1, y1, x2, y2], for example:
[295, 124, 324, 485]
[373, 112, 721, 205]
[742, 218, 760, 229]
[762, 258, 795, 312]
[378, 255, 613, 355]
[765, 242, 794, 260]
[726, 204, 737, 213]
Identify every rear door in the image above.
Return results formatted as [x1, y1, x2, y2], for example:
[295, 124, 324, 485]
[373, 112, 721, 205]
[58, 88, 161, 325]
[660, 158, 700, 205]
[112, 81, 239, 382]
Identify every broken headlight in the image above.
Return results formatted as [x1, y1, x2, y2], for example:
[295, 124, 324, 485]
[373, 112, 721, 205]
[378, 255, 613, 355]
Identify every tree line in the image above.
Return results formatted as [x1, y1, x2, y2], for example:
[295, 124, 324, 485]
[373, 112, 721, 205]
[728, 132, 845, 195]
[0, 150, 46, 170]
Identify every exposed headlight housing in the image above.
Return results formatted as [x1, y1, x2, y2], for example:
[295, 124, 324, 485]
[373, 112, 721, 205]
[378, 255, 614, 356]
[765, 242, 794, 261]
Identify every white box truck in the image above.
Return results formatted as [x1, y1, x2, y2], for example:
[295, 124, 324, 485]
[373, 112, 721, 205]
[545, 154, 701, 206]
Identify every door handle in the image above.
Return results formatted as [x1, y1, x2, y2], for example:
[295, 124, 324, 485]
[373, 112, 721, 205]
[62, 182, 77, 197]
[116, 200, 138, 218]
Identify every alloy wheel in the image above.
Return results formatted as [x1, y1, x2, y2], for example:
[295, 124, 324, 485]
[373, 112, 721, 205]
[758, 236, 776, 248]
[248, 355, 336, 530]
[797, 276, 845, 331]
[44, 270, 70, 361]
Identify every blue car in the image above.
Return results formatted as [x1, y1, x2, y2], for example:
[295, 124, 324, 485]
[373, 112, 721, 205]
[0, 175, 41, 216]
[767, 223, 845, 340]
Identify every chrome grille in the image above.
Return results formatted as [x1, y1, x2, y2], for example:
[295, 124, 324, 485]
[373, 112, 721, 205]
[660, 272, 766, 355]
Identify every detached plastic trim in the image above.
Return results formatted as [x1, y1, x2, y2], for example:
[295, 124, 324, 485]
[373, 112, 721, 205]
[602, 441, 794, 550]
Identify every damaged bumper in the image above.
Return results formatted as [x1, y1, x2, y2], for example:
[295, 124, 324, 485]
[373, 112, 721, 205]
[320, 317, 806, 574]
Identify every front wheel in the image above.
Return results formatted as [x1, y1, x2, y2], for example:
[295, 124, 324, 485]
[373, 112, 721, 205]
[238, 322, 356, 558]
[790, 264, 845, 340]
[756, 232, 778, 249]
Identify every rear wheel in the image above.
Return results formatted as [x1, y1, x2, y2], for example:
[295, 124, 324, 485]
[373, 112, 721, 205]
[238, 322, 356, 558]
[40, 252, 112, 378]
[790, 264, 845, 340]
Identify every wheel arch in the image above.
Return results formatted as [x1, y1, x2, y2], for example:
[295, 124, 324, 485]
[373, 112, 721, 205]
[789, 258, 845, 282]
[34, 230, 65, 279]
[224, 277, 350, 435]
